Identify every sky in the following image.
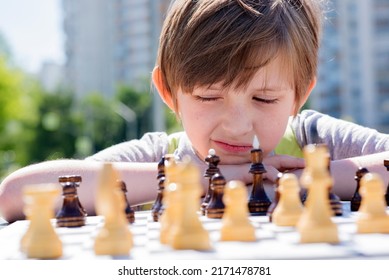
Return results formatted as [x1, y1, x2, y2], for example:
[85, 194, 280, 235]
[0, 0, 64, 73]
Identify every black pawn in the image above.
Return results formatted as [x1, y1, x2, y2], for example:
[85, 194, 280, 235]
[151, 156, 166, 222]
[326, 156, 342, 216]
[118, 181, 135, 223]
[351, 167, 369, 212]
[267, 172, 283, 222]
[248, 147, 271, 216]
[201, 149, 220, 215]
[56, 175, 86, 227]
[384, 160, 389, 206]
[205, 173, 226, 219]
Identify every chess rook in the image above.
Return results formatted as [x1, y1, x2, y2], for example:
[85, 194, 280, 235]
[21, 184, 62, 259]
[56, 175, 86, 227]
[248, 136, 271, 216]
[201, 149, 221, 215]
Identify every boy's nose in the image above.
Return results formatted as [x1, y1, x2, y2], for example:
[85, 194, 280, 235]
[221, 106, 254, 136]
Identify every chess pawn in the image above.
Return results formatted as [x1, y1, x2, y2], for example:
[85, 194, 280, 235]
[267, 173, 283, 222]
[118, 181, 135, 223]
[324, 153, 343, 216]
[248, 136, 271, 215]
[220, 180, 256, 242]
[56, 175, 86, 227]
[21, 184, 63, 259]
[272, 173, 303, 227]
[357, 173, 389, 233]
[152, 156, 167, 222]
[297, 144, 339, 244]
[169, 157, 211, 250]
[206, 173, 226, 219]
[201, 149, 221, 215]
[351, 167, 369, 212]
[159, 158, 181, 244]
[94, 163, 133, 256]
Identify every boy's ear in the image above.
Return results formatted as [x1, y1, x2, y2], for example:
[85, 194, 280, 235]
[152, 67, 175, 111]
[292, 77, 317, 114]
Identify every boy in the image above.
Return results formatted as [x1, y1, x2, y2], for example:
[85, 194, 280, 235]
[1, 0, 389, 222]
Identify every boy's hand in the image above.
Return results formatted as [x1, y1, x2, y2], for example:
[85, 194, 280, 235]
[262, 155, 305, 183]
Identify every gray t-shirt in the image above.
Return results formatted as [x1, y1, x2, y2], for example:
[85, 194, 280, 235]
[86, 110, 389, 163]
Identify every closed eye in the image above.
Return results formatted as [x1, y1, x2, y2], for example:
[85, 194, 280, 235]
[193, 96, 221, 102]
[253, 97, 279, 104]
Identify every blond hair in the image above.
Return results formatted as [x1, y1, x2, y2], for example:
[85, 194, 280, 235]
[156, 0, 323, 113]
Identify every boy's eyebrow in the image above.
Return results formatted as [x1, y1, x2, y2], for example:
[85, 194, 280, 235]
[253, 86, 292, 92]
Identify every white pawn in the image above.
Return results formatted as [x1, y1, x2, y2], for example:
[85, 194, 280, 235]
[272, 174, 303, 227]
[220, 180, 256, 241]
[357, 173, 389, 233]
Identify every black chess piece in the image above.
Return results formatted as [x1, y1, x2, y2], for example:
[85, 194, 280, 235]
[151, 156, 166, 222]
[201, 149, 221, 215]
[267, 172, 283, 222]
[248, 142, 271, 216]
[351, 167, 369, 212]
[384, 160, 389, 206]
[56, 175, 86, 227]
[118, 181, 135, 223]
[206, 173, 226, 219]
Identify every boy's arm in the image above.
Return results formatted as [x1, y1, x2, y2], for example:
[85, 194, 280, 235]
[330, 151, 389, 200]
[0, 160, 159, 223]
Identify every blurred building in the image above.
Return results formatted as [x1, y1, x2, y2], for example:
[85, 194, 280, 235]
[312, 0, 389, 132]
[61, 0, 171, 130]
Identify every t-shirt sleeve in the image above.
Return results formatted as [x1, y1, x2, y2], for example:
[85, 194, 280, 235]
[85, 132, 170, 162]
[292, 110, 389, 160]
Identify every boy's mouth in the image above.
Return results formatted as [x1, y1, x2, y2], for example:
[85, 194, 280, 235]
[213, 140, 252, 153]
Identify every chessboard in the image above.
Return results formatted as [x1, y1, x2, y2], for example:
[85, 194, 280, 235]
[1, 202, 389, 260]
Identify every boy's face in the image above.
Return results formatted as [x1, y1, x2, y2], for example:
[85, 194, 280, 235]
[176, 57, 296, 164]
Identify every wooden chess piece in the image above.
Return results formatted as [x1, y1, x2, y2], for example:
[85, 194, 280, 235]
[267, 172, 283, 222]
[383, 159, 389, 206]
[169, 157, 211, 250]
[159, 158, 181, 245]
[297, 144, 339, 244]
[272, 173, 303, 226]
[357, 173, 389, 233]
[152, 156, 166, 222]
[56, 175, 86, 227]
[94, 163, 133, 256]
[248, 135, 271, 215]
[118, 181, 135, 223]
[21, 184, 63, 259]
[201, 149, 221, 215]
[205, 173, 226, 219]
[324, 151, 343, 216]
[351, 167, 369, 212]
[220, 180, 256, 242]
